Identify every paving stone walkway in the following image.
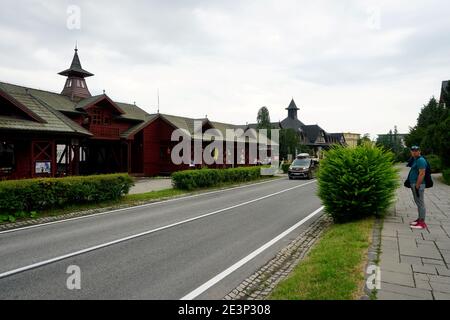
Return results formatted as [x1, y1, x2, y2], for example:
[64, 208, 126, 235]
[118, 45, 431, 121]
[378, 165, 450, 300]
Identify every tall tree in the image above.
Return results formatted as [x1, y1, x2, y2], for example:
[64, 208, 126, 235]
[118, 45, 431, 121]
[279, 128, 301, 160]
[405, 98, 445, 154]
[357, 134, 371, 146]
[256, 107, 272, 130]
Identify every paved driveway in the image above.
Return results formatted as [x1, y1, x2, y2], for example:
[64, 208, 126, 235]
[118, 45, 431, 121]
[129, 178, 173, 194]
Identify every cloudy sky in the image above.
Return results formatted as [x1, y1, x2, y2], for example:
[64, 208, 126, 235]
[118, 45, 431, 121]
[1, 0, 449, 138]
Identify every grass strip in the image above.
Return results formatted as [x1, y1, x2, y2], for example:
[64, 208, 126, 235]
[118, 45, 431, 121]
[269, 217, 374, 300]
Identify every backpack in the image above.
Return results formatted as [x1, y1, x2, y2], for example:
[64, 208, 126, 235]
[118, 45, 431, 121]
[422, 156, 434, 188]
[404, 156, 434, 189]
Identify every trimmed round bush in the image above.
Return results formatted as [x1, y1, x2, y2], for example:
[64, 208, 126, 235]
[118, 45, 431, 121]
[318, 143, 399, 223]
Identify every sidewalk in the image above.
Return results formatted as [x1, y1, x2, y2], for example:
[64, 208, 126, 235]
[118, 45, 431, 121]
[129, 177, 172, 195]
[378, 165, 450, 300]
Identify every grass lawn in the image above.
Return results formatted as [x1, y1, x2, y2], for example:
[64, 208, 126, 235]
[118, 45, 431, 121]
[269, 217, 374, 300]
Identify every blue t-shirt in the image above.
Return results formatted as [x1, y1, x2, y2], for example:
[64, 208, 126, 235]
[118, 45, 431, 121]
[409, 157, 427, 185]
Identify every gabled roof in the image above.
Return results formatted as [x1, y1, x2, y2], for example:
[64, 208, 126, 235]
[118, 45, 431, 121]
[120, 114, 158, 139]
[58, 49, 94, 78]
[0, 82, 92, 136]
[0, 87, 45, 123]
[75, 94, 125, 115]
[115, 102, 150, 121]
[302, 125, 327, 144]
[328, 133, 346, 145]
[0, 81, 148, 123]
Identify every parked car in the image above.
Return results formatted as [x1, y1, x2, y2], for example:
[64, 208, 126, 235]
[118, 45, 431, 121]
[288, 156, 318, 180]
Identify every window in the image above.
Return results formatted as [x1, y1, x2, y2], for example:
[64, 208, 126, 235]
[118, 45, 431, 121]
[77, 80, 81, 87]
[317, 131, 326, 143]
[103, 116, 111, 125]
[80, 81, 85, 88]
[67, 80, 72, 88]
[0, 143, 15, 169]
[92, 109, 102, 125]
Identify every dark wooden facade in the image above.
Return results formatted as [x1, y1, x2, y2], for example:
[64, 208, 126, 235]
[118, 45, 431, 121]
[0, 48, 272, 180]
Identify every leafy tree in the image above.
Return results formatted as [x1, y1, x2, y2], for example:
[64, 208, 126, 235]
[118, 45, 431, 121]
[357, 134, 371, 146]
[256, 107, 272, 130]
[405, 96, 450, 167]
[279, 128, 301, 160]
[256, 106, 273, 139]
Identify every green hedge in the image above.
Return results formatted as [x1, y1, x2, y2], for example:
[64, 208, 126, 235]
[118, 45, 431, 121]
[424, 154, 442, 173]
[0, 174, 134, 215]
[172, 167, 262, 190]
[443, 168, 450, 185]
[318, 143, 399, 223]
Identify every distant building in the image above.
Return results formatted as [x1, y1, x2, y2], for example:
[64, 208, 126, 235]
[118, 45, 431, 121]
[343, 133, 361, 148]
[248, 99, 347, 158]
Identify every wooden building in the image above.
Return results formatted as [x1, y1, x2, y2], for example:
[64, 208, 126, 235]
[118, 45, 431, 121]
[0, 48, 271, 180]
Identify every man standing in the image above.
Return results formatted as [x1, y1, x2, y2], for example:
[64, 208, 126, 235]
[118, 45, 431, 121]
[408, 146, 427, 229]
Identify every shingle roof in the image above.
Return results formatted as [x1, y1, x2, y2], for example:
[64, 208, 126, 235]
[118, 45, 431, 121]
[286, 98, 299, 110]
[120, 114, 158, 139]
[280, 117, 305, 130]
[328, 133, 346, 145]
[302, 125, 327, 144]
[0, 81, 151, 135]
[75, 94, 125, 115]
[0, 86, 92, 136]
[58, 49, 94, 78]
[116, 102, 151, 121]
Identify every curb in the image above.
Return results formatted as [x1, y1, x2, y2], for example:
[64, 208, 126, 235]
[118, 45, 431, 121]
[224, 214, 332, 300]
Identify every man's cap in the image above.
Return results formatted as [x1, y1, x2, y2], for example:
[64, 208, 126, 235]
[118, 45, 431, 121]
[410, 145, 420, 151]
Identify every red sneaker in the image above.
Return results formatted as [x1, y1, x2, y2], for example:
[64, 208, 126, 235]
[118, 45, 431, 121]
[411, 221, 427, 229]
[410, 219, 419, 226]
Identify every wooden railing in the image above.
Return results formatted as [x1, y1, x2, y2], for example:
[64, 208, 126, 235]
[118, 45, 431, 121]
[89, 125, 121, 139]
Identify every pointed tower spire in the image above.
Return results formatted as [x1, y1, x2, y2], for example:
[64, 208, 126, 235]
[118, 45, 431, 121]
[59, 46, 94, 101]
[286, 98, 299, 119]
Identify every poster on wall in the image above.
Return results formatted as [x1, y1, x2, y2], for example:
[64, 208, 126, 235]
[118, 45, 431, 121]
[35, 161, 51, 174]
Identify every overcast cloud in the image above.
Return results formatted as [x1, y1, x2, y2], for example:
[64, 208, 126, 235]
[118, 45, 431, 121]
[1, 0, 449, 137]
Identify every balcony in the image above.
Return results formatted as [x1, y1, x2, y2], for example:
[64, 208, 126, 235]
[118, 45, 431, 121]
[89, 125, 121, 139]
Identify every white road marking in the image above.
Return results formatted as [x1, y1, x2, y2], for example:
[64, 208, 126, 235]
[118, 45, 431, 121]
[0, 177, 286, 235]
[180, 205, 324, 300]
[0, 180, 317, 280]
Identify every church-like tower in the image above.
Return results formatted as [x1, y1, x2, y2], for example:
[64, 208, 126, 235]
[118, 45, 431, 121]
[286, 98, 299, 119]
[59, 46, 94, 101]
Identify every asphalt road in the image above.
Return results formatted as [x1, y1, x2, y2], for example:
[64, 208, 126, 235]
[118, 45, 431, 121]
[0, 178, 323, 300]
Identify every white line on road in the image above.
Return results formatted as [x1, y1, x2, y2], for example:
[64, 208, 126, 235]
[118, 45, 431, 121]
[0, 177, 285, 235]
[0, 180, 317, 280]
[180, 205, 325, 300]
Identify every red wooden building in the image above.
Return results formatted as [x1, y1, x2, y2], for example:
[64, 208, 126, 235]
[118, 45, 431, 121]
[0, 48, 271, 180]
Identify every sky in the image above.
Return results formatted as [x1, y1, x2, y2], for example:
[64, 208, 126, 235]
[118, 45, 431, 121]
[0, 0, 449, 139]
